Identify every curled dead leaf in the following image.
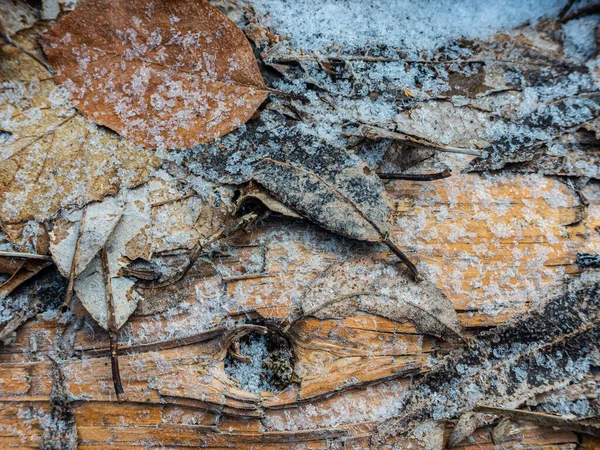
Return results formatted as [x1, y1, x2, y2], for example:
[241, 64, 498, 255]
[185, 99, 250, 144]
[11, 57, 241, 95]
[292, 258, 465, 342]
[40, 0, 269, 149]
[0, 258, 51, 300]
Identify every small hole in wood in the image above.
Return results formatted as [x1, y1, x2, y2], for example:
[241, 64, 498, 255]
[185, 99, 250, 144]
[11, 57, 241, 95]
[224, 323, 297, 393]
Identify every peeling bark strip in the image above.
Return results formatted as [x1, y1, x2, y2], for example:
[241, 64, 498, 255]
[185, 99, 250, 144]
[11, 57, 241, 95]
[373, 272, 600, 445]
[40, 358, 77, 450]
[473, 405, 600, 437]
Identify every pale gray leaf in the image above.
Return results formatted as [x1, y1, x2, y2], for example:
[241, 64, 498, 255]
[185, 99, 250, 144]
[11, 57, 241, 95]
[301, 258, 465, 341]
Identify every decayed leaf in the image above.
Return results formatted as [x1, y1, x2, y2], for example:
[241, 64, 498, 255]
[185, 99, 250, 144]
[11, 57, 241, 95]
[50, 171, 233, 329]
[0, 36, 159, 224]
[294, 258, 465, 341]
[40, 0, 269, 149]
[50, 196, 124, 308]
[373, 271, 600, 445]
[467, 93, 600, 175]
[73, 208, 141, 331]
[49, 197, 124, 279]
[0, 0, 37, 36]
[236, 182, 302, 219]
[181, 112, 420, 277]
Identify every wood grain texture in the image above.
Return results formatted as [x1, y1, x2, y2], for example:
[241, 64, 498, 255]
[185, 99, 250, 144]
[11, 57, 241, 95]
[1, 174, 597, 449]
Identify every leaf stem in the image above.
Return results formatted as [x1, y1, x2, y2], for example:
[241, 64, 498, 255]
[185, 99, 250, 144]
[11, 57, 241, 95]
[263, 86, 308, 102]
[154, 212, 259, 288]
[384, 239, 422, 282]
[343, 125, 482, 156]
[1, 36, 55, 74]
[62, 208, 87, 312]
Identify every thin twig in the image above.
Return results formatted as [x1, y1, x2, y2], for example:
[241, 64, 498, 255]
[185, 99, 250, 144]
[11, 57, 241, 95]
[101, 246, 124, 400]
[474, 405, 600, 437]
[151, 192, 195, 207]
[378, 168, 452, 181]
[0, 17, 54, 75]
[155, 212, 259, 288]
[0, 250, 52, 261]
[228, 340, 252, 363]
[342, 125, 482, 156]
[262, 86, 308, 102]
[558, 0, 576, 21]
[221, 273, 271, 282]
[560, 2, 599, 22]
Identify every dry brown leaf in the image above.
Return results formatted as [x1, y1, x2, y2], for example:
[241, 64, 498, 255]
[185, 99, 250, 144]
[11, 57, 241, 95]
[0, 259, 51, 300]
[0, 35, 159, 224]
[1, 221, 50, 255]
[40, 0, 269, 150]
[0, 256, 23, 274]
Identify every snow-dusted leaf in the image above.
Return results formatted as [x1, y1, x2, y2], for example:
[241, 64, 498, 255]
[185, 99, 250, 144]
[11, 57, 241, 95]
[373, 271, 600, 445]
[62, 171, 233, 329]
[75, 255, 137, 331]
[49, 196, 124, 279]
[0, 37, 159, 225]
[40, 0, 269, 150]
[73, 196, 145, 331]
[184, 112, 395, 241]
[467, 92, 600, 176]
[299, 258, 465, 341]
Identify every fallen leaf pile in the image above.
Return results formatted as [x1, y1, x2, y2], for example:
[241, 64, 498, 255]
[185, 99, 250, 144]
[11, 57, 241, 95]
[49, 172, 233, 330]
